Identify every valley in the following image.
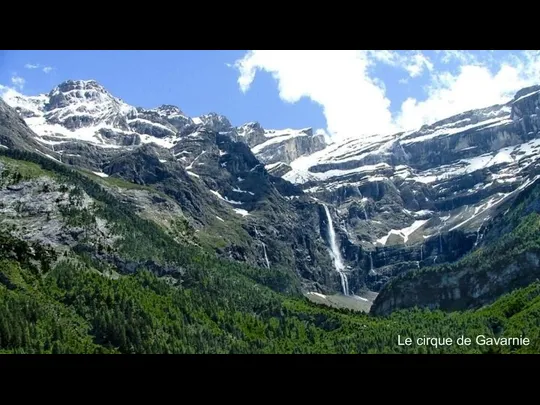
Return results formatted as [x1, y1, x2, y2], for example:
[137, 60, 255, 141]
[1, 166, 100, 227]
[1, 76, 540, 355]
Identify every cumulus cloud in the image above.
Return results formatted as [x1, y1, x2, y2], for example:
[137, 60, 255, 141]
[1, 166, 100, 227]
[368, 50, 434, 78]
[24, 63, 40, 69]
[396, 63, 530, 130]
[232, 50, 540, 139]
[11, 75, 25, 90]
[405, 52, 434, 78]
[438, 50, 478, 65]
[234, 50, 398, 138]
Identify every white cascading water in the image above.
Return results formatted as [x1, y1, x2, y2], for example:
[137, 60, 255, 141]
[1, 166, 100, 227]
[474, 224, 485, 247]
[322, 204, 349, 296]
[262, 242, 270, 269]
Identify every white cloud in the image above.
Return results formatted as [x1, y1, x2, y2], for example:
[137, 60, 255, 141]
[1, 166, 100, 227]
[396, 60, 539, 131]
[233, 50, 397, 139]
[0, 85, 23, 104]
[438, 50, 478, 65]
[11, 75, 25, 90]
[404, 52, 434, 78]
[232, 50, 540, 139]
[314, 128, 332, 144]
[368, 50, 433, 78]
[24, 63, 54, 74]
[369, 50, 399, 66]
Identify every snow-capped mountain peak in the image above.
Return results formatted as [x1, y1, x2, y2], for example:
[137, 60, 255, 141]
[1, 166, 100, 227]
[44, 79, 136, 131]
[2, 78, 540, 296]
[1, 79, 325, 165]
[1, 87, 48, 119]
[2, 79, 188, 148]
[277, 85, 540, 272]
[153, 104, 185, 118]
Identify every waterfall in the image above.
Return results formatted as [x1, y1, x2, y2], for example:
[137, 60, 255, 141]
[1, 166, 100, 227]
[254, 226, 270, 269]
[363, 206, 368, 221]
[474, 224, 484, 247]
[262, 242, 270, 269]
[420, 244, 424, 261]
[438, 232, 443, 253]
[322, 204, 349, 296]
[369, 252, 374, 271]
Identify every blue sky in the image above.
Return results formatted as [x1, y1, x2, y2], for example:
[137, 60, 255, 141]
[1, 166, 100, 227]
[0, 50, 328, 129]
[1, 50, 539, 138]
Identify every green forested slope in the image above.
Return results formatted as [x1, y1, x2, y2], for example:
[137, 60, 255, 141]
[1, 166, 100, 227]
[1, 149, 539, 354]
[2, 250, 540, 354]
[372, 177, 540, 315]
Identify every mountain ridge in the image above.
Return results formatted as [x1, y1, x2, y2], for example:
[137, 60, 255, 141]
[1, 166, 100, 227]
[3, 79, 540, 312]
[0, 144, 539, 354]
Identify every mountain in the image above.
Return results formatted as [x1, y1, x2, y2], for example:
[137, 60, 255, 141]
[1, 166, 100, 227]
[268, 85, 540, 293]
[0, 142, 539, 354]
[371, 175, 540, 315]
[3, 79, 540, 314]
[2, 78, 540, 354]
[1, 81, 343, 301]
[1, 80, 326, 170]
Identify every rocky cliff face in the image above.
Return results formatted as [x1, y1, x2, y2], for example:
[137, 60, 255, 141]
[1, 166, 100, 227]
[264, 87, 540, 294]
[3, 83, 337, 294]
[371, 250, 540, 315]
[0, 98, 60, 156]
[0, 157, 116, 252]
[371, 176, 540, 315]
[249, 127, 327, 165]
[95, 128, 339, 293]
[3, 79, 540, 311]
